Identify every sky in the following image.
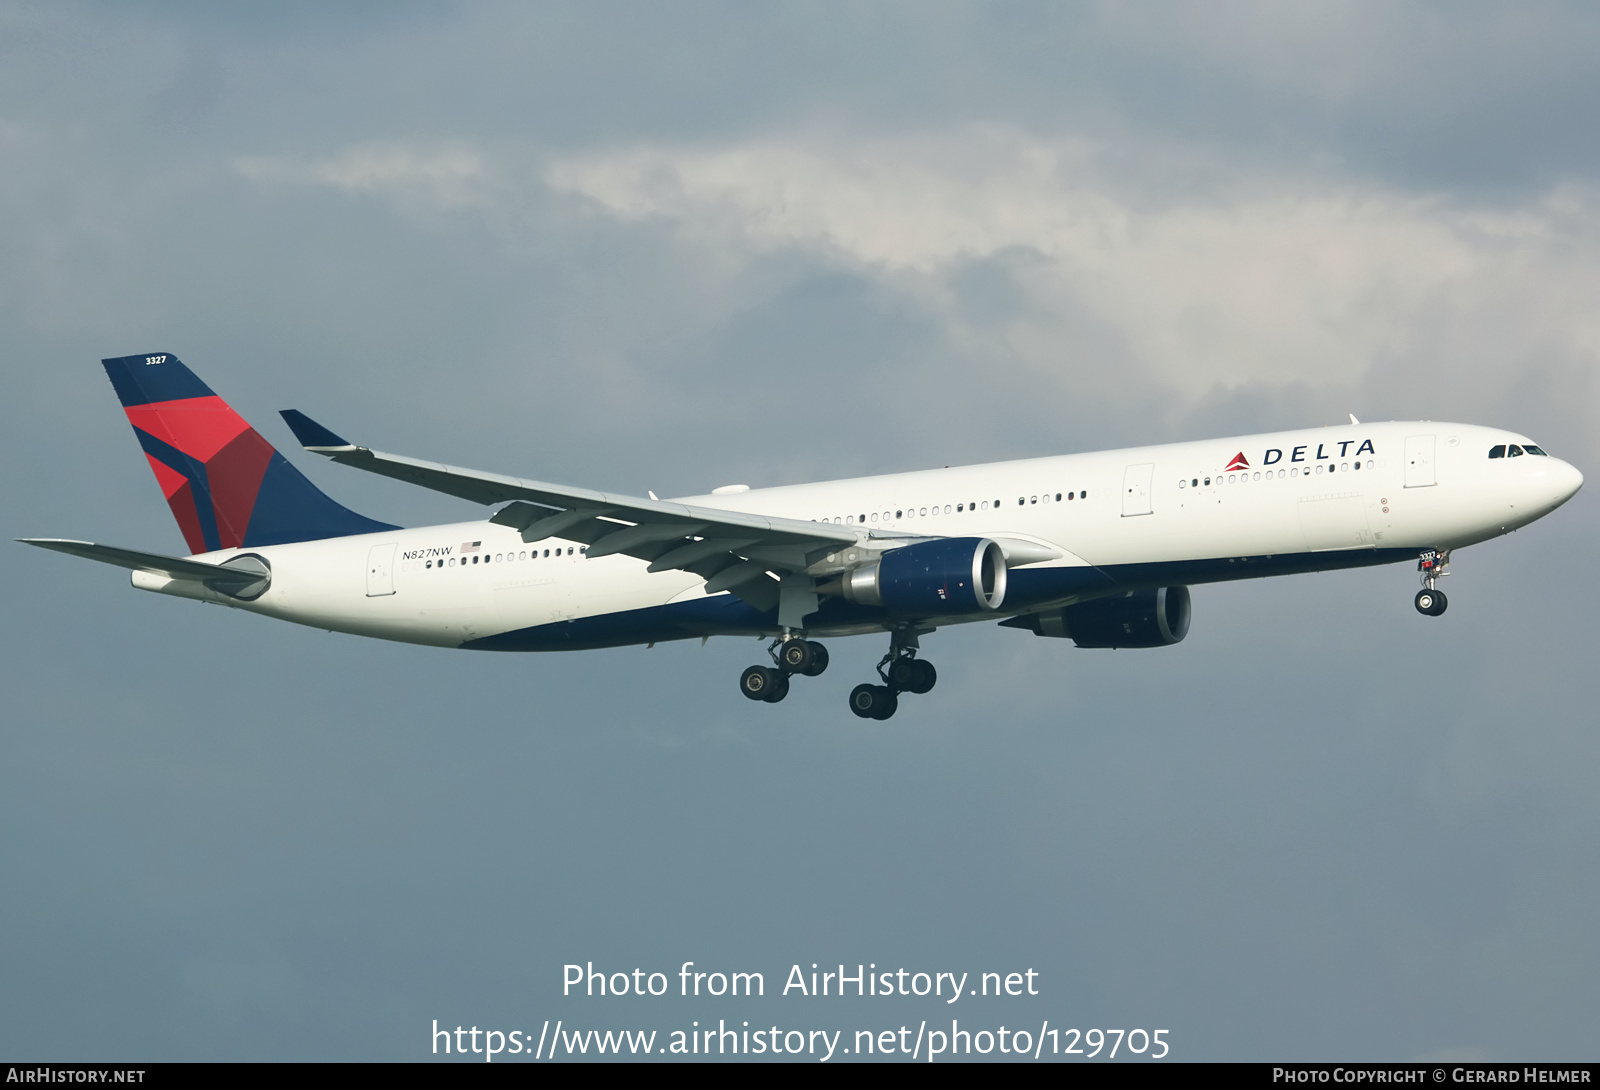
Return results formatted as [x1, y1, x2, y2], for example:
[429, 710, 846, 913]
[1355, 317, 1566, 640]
[2, 1, 1597, 1062]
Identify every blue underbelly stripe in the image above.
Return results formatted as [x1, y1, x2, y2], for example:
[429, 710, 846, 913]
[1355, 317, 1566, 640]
[461, 547, 1415, 652]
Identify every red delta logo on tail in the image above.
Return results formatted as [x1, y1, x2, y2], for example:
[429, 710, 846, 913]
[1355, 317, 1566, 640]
[125, 394, 277, 553]
[1224, 452, 1250, 472]
[101, 352, 397, 555]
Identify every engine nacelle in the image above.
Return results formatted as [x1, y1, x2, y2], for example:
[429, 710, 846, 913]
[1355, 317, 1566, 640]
[841, 537, 1007, 615]
[1005, 586, 1190, 647]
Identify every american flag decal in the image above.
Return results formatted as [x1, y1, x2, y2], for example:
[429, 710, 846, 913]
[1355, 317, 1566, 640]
[461, 541, 482, 553]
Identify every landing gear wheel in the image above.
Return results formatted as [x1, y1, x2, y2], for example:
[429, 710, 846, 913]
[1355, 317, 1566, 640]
[907, 659, 937, 694]
[887, 656, 936, 694]
[802, 641, 829, 677]
[1414, 589, 1448, 617]
[741, 665, 781, 701]
[763, 674, 790, 703]
[778, 639, 814, 673]
[849, 683, 897, 720]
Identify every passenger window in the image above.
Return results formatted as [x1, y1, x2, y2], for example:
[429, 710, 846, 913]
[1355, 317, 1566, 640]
[1068, 492, 1075, 500]
[1081, 490, 1088, 499]
[1488, 445, 1505, 458]
[1508, 445, 1524, 457]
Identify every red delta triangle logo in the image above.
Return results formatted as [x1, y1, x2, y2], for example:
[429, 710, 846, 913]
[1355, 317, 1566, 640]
[1224, 452, 1250, 472]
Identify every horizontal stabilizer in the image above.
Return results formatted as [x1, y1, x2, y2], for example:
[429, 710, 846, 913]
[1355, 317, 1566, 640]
[17, 538, 266, 589]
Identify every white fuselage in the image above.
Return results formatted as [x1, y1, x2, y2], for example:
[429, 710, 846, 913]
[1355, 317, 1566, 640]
[136, 421, 1582, 650]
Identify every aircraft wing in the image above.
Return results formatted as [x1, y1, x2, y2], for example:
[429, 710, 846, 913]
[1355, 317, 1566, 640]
[279, 410, 881, 609]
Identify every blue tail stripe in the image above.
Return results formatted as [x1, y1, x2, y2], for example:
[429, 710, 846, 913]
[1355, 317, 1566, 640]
[102, 353, 214, 407]
[129, 427, 223, 553]
[243, 454, 398, 547]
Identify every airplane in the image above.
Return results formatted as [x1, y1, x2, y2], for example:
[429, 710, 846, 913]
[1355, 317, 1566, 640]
[23, 353, 1584, 720]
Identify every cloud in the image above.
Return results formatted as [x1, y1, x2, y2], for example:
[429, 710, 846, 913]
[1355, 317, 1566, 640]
[543, 130, 1600, 416]
[234, 143, 504, 213]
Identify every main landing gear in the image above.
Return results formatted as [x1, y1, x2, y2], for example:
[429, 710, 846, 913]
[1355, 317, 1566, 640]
[739, 635, 829, 704]
[848, 628, 936, 721]
[1414, 549, 1450, 617]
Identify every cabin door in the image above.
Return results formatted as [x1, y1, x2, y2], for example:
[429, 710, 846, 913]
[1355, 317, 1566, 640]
[1404, 435, 1436, 488]
[365, 543, 397, 596]
[1122, 463, 1155, 517]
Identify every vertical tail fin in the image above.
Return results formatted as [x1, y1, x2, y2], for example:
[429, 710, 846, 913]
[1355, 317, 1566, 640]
[102, 352, 398, 554]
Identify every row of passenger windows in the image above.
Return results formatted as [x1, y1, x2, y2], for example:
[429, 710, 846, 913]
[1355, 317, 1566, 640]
[1488, 444, 1547, 458]
[424, 546, 581, 569]
[1178, 461, 1375, 488]
[816, 491, 1088, 525]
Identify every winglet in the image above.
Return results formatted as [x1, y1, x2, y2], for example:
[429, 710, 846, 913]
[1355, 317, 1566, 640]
[279, 409, 357, 452]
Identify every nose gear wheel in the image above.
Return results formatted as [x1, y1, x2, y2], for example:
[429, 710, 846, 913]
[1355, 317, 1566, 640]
[1415, 550, 1451, 617]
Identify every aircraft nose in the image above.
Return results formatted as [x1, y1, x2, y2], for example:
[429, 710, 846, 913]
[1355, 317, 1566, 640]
[1546, 458, 1583, 507]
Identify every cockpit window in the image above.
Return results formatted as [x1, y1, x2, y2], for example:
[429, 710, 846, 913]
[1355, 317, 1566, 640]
[1488, 445, 1506, 458]
[1508, 444, 1525, 457]
[1524, 444, 1548, 456]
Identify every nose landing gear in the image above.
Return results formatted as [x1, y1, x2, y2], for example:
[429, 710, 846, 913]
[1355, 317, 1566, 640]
[738, 635, 829, 704]
[1414, 550, 1450, 616]
[848, 627, 936, 720]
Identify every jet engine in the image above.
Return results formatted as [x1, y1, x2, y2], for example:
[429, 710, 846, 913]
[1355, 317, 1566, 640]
[836, 537, 1007, 615]
[1003, 586, 1190, 648]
